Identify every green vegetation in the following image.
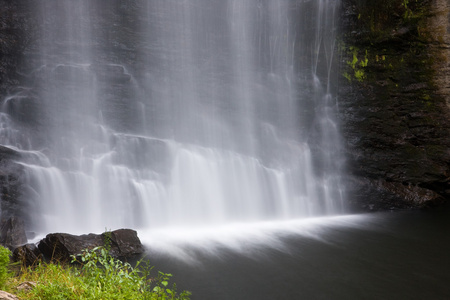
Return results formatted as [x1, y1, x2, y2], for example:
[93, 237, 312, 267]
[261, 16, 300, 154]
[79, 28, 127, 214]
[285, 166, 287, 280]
[0, 245, 191, 300]
[343, 46, 369, 82]
[341, 0, 435, 89]
[0, 246, 12, 289]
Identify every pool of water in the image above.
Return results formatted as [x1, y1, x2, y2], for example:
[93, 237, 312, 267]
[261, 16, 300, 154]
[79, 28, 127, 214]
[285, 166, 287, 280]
[142, 206, 450, 299]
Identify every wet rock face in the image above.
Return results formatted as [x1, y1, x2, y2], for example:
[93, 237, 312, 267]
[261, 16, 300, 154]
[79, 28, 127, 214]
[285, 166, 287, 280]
[0, 1, 33, 95]
[0, 147, 24, 223]
[0, 217, 27, 249]
[0, 1, 34, 225]
[340, 0, 450, 211]
[0, 1, 142, 225]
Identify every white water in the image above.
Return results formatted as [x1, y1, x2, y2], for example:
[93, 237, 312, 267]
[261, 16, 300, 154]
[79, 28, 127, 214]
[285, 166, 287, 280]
[139, 214, 368, 264]
[1, 0, 344, 237]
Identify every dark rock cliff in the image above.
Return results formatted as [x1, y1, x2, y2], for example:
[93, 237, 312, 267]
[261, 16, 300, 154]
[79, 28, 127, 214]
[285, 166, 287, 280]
[339, 0, 450, 211]
[0, 1, 147, 231]
[0, 1, 31, 223]
[0, 1, 32, 95]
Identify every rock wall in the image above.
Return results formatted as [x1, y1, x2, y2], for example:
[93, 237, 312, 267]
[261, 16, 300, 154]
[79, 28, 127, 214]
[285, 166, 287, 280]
[0, 1, 32, 95]
[0, 1, 145, 231]
[0, 1, 31, 223]
[340, 0, 450, 210]
[428, 0, 450, 108]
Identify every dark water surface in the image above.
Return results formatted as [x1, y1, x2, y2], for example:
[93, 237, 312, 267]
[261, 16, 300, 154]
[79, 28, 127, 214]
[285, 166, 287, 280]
[144, 206, 450, 300]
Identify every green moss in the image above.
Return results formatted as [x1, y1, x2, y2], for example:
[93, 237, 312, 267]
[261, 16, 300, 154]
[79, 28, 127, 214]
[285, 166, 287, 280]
[341, 46, 370, 82]
[348, 0, 431, 45]
[343, 72, 352, 82]
[354, 69, 365, 81]
[341, 0, 438, 112]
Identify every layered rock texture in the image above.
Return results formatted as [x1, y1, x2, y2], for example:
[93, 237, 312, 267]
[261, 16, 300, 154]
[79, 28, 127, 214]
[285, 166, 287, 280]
[0, 1, 31, 95]
[0, 0, 30, 226]
[340, 0, 450, 210]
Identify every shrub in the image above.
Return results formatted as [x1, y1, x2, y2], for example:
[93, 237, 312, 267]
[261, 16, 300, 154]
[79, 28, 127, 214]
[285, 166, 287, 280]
[12, 246, 191, 300]
[72, 246, 191, 299]
[0, 241, 191, 299]
[0, 246, 12, 289]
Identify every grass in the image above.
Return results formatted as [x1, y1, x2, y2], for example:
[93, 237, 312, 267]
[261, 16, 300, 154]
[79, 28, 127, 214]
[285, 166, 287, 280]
[0, 246, 191, 300]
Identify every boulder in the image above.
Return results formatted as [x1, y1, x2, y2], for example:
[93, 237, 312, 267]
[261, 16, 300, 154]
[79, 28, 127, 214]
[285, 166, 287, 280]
[12, 243, 42, 267]
[16, 281, 37, 292]
[0, 217, 27, 249]
[38, 229, 145, 262]
[102, 229, 145, 259]
[0, 291, 19, 300]
[38, 232, 103, 262]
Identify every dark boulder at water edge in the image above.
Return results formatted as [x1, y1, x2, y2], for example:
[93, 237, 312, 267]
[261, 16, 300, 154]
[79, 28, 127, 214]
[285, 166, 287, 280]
[12, 243, 42, 266]
[11, 229, 145, 266]
[37, 229, 145, 262]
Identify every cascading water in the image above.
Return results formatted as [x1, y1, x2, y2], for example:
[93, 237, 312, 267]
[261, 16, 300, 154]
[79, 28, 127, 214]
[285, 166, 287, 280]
[1, 0, 344, 236]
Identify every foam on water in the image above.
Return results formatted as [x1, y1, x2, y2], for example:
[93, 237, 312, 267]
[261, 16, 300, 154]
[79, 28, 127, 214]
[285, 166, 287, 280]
[139, 214, 368, 264]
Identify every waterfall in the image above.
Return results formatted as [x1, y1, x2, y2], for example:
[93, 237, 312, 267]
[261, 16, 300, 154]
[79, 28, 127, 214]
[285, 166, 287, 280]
[1, 0, 344, 236]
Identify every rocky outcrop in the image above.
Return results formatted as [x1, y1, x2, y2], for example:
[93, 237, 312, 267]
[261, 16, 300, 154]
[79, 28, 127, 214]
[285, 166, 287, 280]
[12, 243, 42, 267]
[12, 229, 145, 266]
[0, 217, 27, 249]
[340, 0, 450, 210]
[104, 228, 146, 259]
[37, 229, 145, 262]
